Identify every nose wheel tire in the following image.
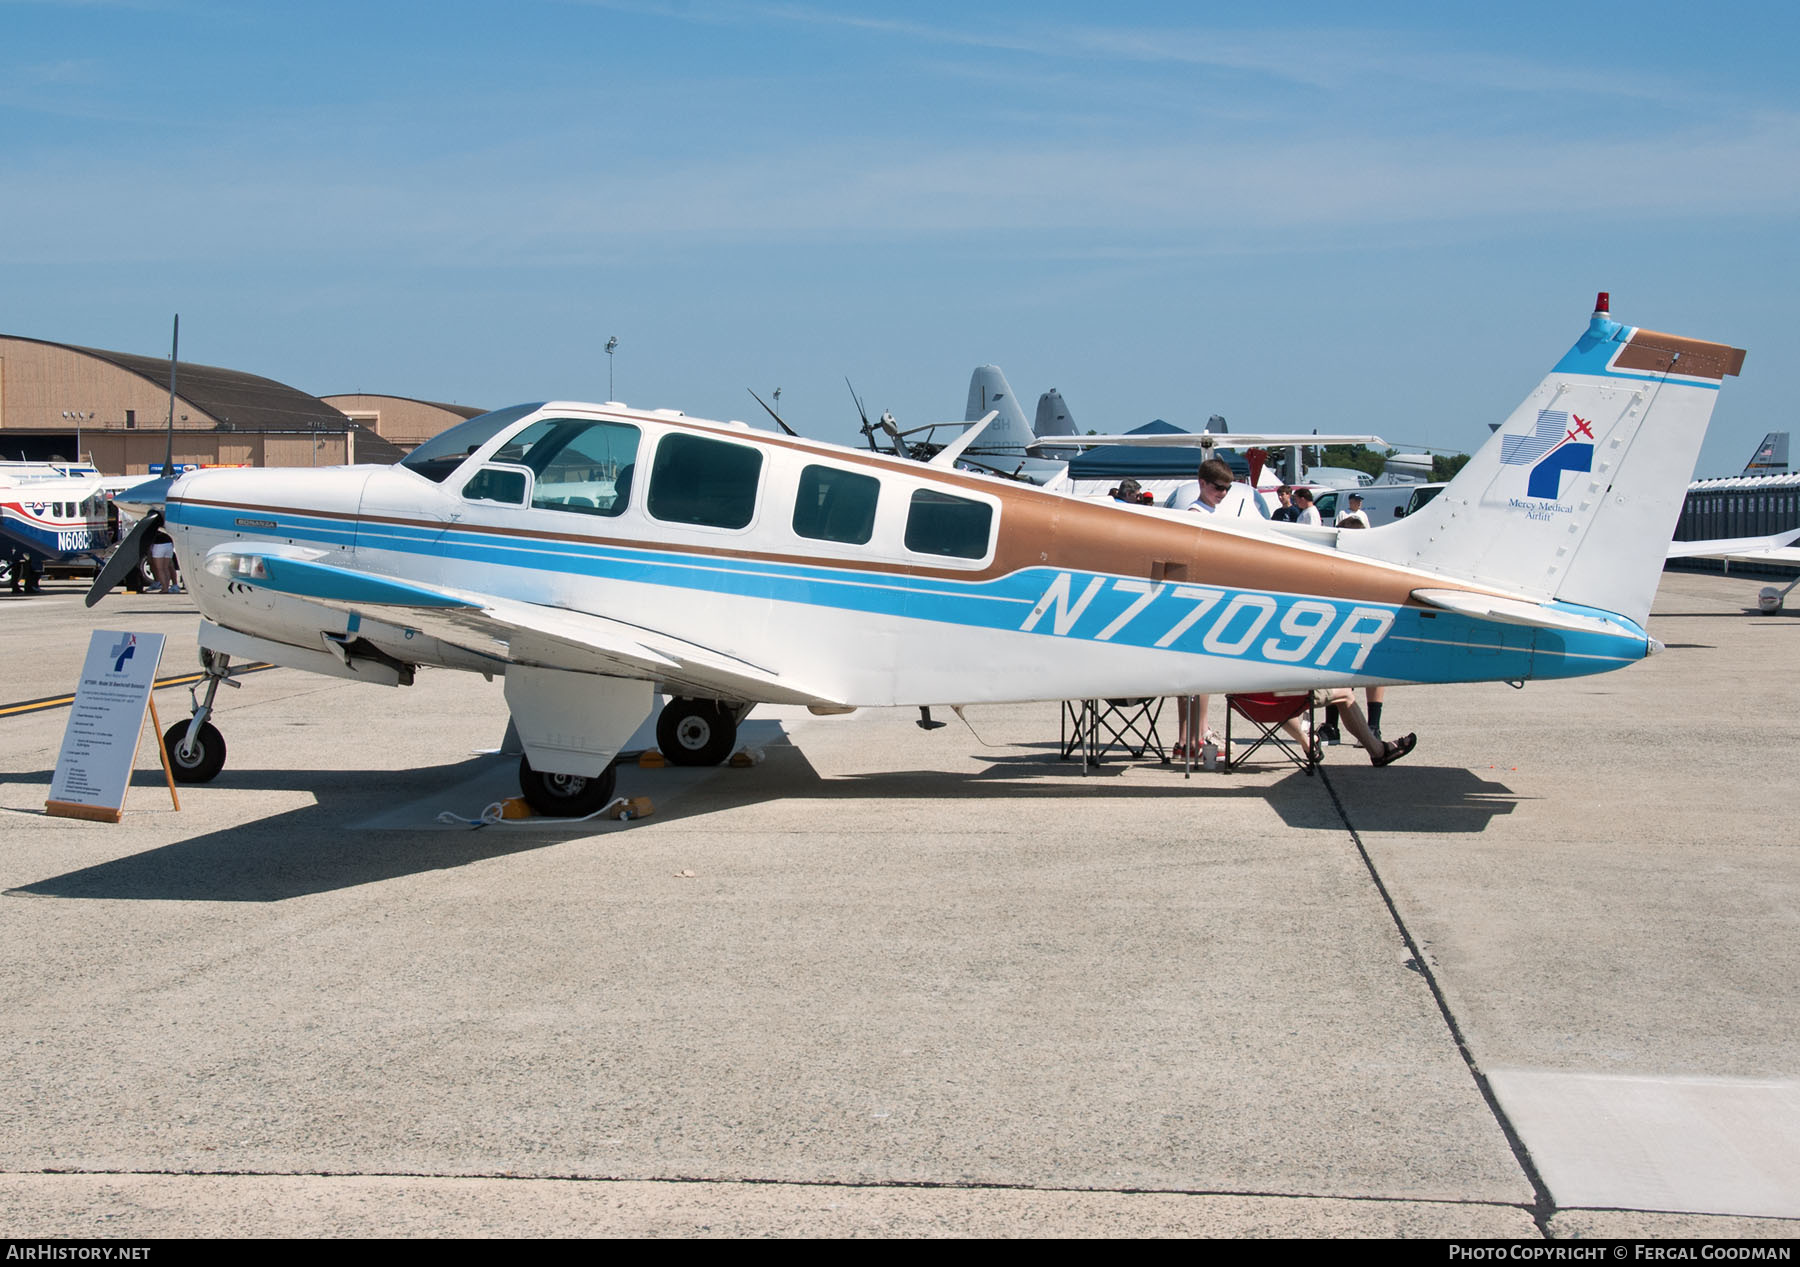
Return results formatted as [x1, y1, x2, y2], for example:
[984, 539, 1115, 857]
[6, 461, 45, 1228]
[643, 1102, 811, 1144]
[518, 755, 618, 818]
[656, 698, 738, 767]
[163, 721, 227, 783]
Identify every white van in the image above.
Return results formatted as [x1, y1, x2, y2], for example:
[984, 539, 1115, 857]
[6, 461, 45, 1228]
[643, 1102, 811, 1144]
[1314, 484, 1419, 525]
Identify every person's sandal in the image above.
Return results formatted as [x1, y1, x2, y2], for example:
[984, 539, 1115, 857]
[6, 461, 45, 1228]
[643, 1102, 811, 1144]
[1370, 733, 1416, 767]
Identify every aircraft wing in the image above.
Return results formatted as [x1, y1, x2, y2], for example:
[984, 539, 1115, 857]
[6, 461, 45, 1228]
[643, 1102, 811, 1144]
[201, 544, 842, 706]
[1028, 432, 1387, 451]
[1666, 527, 1800, 562]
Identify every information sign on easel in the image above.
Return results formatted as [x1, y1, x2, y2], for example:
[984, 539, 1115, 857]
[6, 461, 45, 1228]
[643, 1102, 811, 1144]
[46, 630, 178, 823]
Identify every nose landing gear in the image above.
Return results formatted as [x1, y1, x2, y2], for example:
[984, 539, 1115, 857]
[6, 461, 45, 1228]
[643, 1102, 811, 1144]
[163, 649, 242, 783]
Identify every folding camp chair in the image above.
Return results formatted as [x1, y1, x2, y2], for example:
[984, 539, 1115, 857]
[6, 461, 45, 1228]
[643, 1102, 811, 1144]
[1060, 697, 1166, 770]
[1224, 692, 1318, 775]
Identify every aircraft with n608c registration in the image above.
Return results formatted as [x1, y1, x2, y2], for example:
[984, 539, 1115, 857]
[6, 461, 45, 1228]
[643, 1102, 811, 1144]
[92, 294, 1744, 815]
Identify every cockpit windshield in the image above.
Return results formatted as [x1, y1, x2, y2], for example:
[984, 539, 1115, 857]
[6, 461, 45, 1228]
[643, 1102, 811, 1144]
[400, 403, 546, 484]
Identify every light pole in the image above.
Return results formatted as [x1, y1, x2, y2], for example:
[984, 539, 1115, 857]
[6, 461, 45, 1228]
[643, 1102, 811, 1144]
[605, 336, 619, 401]
[60, 410, 94, 464]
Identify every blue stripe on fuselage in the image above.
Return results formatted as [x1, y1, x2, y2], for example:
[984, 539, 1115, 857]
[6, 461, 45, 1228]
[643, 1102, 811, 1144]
[167, 500, 1646, 684]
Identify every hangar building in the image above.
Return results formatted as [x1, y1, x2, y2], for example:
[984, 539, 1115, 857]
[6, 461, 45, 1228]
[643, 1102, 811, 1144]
[321, 395, 486, 455]
[0, 334, 408, 473]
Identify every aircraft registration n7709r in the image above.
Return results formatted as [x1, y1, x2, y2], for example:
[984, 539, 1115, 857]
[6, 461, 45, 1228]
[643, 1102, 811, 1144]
[95, 295, 1745, 814]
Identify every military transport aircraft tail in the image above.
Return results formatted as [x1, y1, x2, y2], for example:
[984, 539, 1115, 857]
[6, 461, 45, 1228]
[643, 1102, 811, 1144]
[1338, 294, 1746, 628]
[1742, 431, 1788, 476]
[963, 365, 1040, 456]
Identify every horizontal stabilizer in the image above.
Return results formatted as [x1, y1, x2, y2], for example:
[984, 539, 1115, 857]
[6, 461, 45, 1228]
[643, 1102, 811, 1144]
[1410, 588, 1639, 639]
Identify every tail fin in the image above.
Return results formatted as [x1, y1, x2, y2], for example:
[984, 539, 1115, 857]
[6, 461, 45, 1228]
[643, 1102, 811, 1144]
[963, 366, 1038, 456]
[1034, 389, 1077, 438]
[1743, 431, 1788, 476]
[1032, 388, 1079, 461]
[1341, 294, 1745, 626]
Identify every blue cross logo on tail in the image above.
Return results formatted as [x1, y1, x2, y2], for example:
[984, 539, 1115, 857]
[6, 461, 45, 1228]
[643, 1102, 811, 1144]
[1502, 409, 1595, 499]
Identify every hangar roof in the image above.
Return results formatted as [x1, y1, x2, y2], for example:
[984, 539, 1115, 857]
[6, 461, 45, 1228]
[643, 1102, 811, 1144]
[3, 335, 407, 464]
[60, 340, 347, 432]
[323, 393, 487, 420]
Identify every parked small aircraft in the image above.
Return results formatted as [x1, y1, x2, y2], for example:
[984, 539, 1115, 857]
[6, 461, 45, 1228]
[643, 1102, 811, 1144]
[1659, 434, 1800, 611]
[0, 469, 141, 590]
[94, 294, 1743, 814]
[1667, 529, 1800, 612]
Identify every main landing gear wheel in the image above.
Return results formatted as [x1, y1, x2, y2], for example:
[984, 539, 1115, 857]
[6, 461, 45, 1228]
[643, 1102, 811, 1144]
[656, 697, 737, 767]
[163, 721, 227, 783]
[518, 755, 618, 818]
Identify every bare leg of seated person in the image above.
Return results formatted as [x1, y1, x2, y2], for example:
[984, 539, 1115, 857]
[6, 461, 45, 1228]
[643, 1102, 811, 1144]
[1175, 694, 1211, 757]
[1298, 690, 1415, 766]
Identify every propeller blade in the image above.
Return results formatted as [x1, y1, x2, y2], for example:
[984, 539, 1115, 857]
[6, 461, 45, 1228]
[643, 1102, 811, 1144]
[85, 510, 161, 608]
[844, 376, 871, 428]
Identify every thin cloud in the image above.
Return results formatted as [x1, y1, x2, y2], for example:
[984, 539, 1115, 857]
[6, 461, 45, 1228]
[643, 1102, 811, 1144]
[9, 110, 1798, 269]
[579, 1, 1708, 106]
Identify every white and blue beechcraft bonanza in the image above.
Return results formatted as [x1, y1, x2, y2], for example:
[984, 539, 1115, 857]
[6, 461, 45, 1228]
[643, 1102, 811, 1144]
[93, 294, 1744, 815]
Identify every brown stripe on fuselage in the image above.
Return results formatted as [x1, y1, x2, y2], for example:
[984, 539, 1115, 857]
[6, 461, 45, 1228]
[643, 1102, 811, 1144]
[990, 493, 1430, 606]
[1615, 329, 1747, 380]
[175, 408, 1478, 608]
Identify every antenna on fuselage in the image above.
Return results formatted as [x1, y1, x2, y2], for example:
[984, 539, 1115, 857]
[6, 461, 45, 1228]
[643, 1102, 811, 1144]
[747, 388, 798, 436]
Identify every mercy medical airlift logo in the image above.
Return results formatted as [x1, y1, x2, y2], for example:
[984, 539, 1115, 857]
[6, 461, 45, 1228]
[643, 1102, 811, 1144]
[109, 633, 136, 673]
[1502, 409, 1594, 517]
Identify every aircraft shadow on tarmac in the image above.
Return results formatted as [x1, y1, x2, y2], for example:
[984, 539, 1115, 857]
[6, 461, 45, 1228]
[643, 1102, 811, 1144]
[1318, 764, 1527, 834]
[7, 736, 1526, 903]
[6, 756, 588, 903]
[803, 748, 1525, 836]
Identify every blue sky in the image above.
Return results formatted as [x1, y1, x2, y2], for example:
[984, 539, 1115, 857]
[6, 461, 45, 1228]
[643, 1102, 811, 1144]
[4, 0, 1797, 475]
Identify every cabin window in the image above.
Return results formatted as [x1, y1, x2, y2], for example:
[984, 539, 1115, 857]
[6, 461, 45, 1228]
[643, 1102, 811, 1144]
[793, 464, 878, 545]
[493, 418, 640, 517]
[904, 488, 993, 560]
[648, 433, 763, 529]
[462, 465, 530, 506]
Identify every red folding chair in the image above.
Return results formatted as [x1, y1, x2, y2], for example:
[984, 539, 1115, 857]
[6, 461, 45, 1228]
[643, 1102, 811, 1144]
[1224, 692, 1318, 775]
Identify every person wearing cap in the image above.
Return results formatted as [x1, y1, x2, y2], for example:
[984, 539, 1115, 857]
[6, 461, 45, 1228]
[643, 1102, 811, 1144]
[1337, 492, 1370, 529]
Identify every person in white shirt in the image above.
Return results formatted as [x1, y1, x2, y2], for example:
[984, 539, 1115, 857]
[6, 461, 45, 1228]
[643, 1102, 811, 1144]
[1336, 492, 1370, 528]
[1186, 458, 1235, 514]
[1292, 487, 1322, 526]
[1172, 457, 1239, 759]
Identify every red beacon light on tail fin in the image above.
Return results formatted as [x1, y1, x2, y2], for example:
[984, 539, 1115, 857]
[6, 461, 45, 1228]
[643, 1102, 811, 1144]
[1594, 291, 1611, 314]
